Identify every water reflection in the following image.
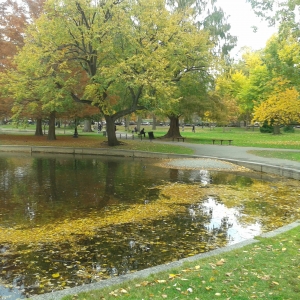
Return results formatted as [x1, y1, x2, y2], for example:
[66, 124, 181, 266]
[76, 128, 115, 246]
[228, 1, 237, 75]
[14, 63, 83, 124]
[0, 153, 299, 299]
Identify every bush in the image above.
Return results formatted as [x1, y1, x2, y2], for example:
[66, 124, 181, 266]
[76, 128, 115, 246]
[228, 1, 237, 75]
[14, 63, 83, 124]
[283, 125, 295, 133]
[260, 121, 273, 133]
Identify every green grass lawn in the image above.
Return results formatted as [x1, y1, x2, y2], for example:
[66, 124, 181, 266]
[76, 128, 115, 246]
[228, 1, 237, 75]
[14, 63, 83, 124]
[152, 126, 300, 149]
[60, 225, 300, 300]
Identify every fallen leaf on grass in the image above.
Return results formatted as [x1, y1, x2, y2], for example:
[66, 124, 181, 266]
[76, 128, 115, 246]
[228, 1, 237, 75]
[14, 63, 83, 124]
[259, 275, 270, 281]
[169, 273, 180, 279]
[216, 259, 226, 266]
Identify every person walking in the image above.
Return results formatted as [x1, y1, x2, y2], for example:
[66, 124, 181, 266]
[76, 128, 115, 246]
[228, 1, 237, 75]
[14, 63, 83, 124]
[140, 128, 146, 137]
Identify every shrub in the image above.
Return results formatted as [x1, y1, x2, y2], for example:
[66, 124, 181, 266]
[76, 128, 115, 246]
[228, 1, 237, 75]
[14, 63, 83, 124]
[260, 121, 273, 133]
[283, 125, 295, 133]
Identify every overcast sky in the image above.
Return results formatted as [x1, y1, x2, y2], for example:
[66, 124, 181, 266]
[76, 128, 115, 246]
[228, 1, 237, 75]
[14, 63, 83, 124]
[219, 0, 277, 58]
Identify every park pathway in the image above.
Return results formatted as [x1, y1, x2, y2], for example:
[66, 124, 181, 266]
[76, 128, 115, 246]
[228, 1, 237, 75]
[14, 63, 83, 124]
[155, 140, 300, 171]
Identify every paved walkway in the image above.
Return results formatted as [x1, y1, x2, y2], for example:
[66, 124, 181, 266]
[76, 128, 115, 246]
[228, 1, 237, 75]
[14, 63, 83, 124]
[158, 141, 300, 171]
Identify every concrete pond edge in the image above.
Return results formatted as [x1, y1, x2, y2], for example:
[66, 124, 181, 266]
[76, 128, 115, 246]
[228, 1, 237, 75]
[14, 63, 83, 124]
[0, 146, 299, 299]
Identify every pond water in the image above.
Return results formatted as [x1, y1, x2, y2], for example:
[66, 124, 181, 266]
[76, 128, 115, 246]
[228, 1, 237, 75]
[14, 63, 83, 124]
[0, 153, 299, 299]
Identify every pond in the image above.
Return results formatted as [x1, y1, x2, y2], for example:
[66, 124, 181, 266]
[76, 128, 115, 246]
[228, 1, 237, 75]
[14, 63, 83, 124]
[0, 153, 299, 299]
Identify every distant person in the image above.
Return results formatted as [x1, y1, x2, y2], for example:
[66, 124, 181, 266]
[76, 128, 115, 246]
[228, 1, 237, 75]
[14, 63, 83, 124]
[182, 124, 184, 131]
[192, 125, 195, 132]
[140, 128, 145, 137]
[134, 126, 138, 133]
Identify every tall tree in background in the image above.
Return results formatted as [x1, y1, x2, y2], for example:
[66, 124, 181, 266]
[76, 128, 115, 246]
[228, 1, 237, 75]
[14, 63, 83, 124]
[0, 0, 45, 123]
[157, 0, 237, 138]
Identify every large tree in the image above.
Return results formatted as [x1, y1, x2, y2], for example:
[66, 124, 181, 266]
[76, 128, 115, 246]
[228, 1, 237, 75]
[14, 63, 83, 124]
[7, 0, 218, 146]
[156, 0, 237, 137]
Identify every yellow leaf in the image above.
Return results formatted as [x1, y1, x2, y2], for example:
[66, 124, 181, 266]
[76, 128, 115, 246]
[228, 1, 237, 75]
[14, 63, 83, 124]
[156, 280, 167, 283]
[52, 273, 60, 278]
[195, 265, 200, 270]
[216, 259, 225, 266]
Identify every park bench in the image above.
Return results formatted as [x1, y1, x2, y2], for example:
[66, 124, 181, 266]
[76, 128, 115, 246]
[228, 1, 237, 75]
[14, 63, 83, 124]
[117, 133, 134, 140]
[212, 139, 233, 145]
[172, 137, 185, 142]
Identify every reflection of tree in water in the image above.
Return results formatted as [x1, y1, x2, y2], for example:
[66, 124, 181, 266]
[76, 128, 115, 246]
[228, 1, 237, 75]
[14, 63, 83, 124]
[48, 158, 58, 201]
[169, 168, 179, 181]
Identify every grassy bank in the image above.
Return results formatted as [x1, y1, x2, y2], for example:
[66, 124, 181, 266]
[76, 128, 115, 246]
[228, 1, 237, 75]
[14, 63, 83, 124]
[59, 224, 300, 300]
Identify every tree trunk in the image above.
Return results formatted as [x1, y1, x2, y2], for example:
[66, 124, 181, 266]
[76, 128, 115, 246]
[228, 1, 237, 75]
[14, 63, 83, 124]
[137, 115, 142, 132]
[163, 115, 181, 138]
[152, 114, 156, 130]
[105, 115, 120, 146]
[35, 118, 43, 136]
[47, 111, 56, 140]
[83, 119, 93, 132]
[273, 124, 281, 135]
[125, 115, 130, 131]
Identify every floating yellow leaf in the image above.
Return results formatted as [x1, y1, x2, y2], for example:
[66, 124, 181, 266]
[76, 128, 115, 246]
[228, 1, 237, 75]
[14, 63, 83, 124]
[52, 273, 60, 278]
